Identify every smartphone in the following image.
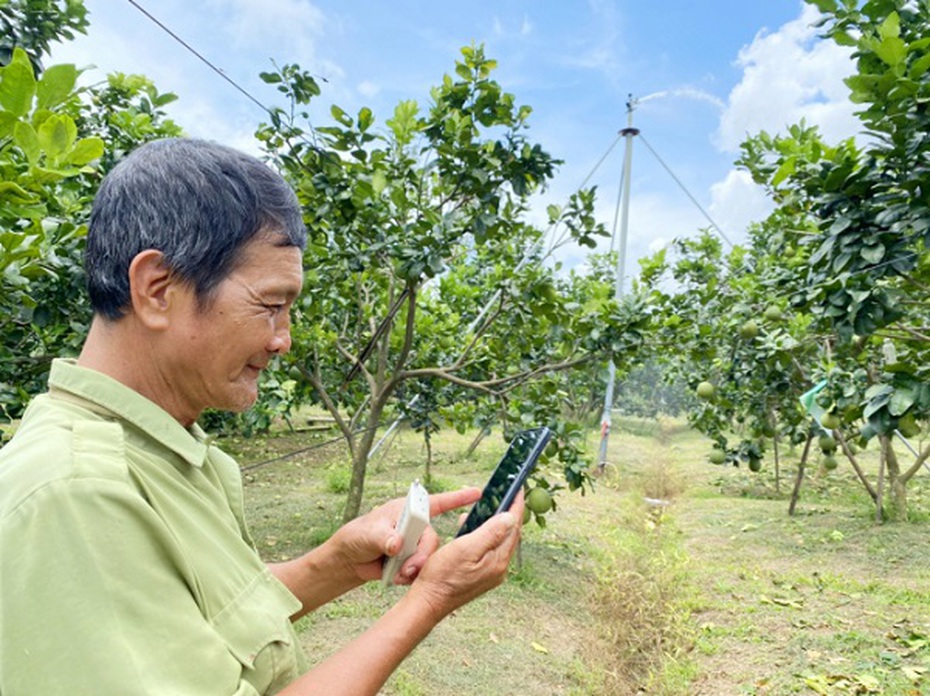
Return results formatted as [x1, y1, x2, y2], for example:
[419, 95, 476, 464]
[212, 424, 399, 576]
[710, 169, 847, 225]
[455, 426, 553, 537]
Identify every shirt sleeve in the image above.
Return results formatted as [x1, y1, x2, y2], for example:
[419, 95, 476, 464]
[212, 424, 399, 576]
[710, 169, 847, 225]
[0, 476, 267, 696]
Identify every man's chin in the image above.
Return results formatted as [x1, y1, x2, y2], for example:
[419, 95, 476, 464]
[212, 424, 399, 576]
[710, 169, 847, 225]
[220, 384, 260, 414]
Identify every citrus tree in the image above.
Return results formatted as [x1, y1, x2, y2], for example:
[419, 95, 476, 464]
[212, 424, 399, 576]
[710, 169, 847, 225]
[733, 0, 930, 520]
[0, 3, 181, 436]
[256, 46, 651, 520]
[638, 224, 828, 490]
[0, 0, 88, 71]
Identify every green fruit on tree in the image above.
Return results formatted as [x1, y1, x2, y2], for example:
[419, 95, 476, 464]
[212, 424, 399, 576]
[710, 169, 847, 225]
[739, 320, 759, 339]
[525, 487, 553, 515]
[523, 506, 532, 525]
[897, 412, 922, 438]
[847, 442, 858, 455]
[818, 434, 837, 453]
[748, 457, 762, 473]
[823, 455, 838, 471]
[696, 381, 716, 400]
[820, 412, 841, 430]
[763, 305, 783, 322]
[709, 450, 726, 465]
[288, 366, 303, 381]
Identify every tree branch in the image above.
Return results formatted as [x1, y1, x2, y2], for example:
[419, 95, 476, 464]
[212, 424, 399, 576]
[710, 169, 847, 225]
[834, 429, 877, 501]
[336, 340, 375, 394]
[451, 295, 507, 369]
[899, 439, 930, 483]
[400, 353, 598, 394]
[304, 352, 355, 458]
[387, 282, 418, 390]
[340, 286, 410, 389]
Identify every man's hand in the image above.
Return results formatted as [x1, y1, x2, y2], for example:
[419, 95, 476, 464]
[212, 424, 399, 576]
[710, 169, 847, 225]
[406, 492, 525, 621]
[329, 487, 483, 585]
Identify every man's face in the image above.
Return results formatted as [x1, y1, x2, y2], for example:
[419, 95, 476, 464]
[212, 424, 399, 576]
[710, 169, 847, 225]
[164, 235, 304, 422]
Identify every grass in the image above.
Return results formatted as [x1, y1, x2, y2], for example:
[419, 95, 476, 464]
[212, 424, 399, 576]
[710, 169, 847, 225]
[225, 418, 930, 695]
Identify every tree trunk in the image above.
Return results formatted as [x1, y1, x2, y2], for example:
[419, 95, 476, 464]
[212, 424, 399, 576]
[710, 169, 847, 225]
[343, 402, 388, 522]
[464, 427, 489, 458]
[788, 433, 813, 516]
[876, 436, 888, 524]
[773, 435, 780, 494]
[344, 448, 369, 524]
[424, 434, 433, 485]
[885, 438, 907, 522]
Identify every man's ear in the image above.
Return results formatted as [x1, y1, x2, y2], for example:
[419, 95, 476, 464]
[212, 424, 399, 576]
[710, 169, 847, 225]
[128, 249, 176, 330]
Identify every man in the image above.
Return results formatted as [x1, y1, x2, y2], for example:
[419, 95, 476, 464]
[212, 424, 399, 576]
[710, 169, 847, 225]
[0, 138, 523, 695]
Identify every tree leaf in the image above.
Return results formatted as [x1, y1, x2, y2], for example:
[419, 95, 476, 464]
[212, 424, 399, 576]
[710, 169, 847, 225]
[874, 36, 907, 67]
[889, 388, 916, 417]
[908, 51, 930, 80]
[371, 169, 387, 196]
[808, 0, 837, 13]
[67, 136, 105, 166]
[0, 57, 36, 117]
[35, 63, 77, 110]
[37, 113, 75, 161]
[0, 181, 36, 204]
[13, 120, 40, 164]
[330, 105, 353, 128]
[357, 106, 373, 131]
[771, 156, 796, 187]
[860, 243, 885, 264]
[0, 111, 16, 139]
[878, 11, 900, 40]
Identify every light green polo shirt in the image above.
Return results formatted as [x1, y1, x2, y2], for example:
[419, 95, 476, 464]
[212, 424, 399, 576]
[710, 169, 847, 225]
[0, 359, 307, 695]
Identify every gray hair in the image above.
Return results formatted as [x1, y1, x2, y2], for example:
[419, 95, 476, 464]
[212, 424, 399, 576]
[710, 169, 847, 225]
[85, 138, 307, 319]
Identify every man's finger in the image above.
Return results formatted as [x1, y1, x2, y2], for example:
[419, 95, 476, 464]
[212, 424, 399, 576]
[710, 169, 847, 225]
[428, 487, 481, 517]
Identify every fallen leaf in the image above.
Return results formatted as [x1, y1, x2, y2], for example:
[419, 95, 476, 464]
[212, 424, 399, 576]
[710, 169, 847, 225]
[531, 641, 549, 654]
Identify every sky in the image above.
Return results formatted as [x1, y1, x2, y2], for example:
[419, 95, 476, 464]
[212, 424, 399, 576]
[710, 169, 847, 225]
[49, 0, 863, 280]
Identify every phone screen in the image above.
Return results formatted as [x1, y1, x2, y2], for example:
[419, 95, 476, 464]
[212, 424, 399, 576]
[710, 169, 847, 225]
[455, 426, 552, 537]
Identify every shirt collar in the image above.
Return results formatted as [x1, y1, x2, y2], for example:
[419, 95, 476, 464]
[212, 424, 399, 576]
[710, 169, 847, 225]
[48, 358, 209, 468]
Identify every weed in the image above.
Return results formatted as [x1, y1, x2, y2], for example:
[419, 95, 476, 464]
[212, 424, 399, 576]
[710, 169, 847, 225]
[582, 493, 698, 695]
[324, 463, 351, 494]
[640, 458, 686, 501]
[389, 670, 426, 696]
[507, 551, 543, 590]
[305, 519, 339, 548]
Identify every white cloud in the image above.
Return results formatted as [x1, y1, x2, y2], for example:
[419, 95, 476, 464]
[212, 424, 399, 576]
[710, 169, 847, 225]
[210, 0, 326, 60]
[50, 12, 170, 88]
[694, 3, 863, 249]
[357, 80, 381, 98]
[708, 169, 773, 245]
[48, 9, 265, 151]
[716, 3, 860, 153]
